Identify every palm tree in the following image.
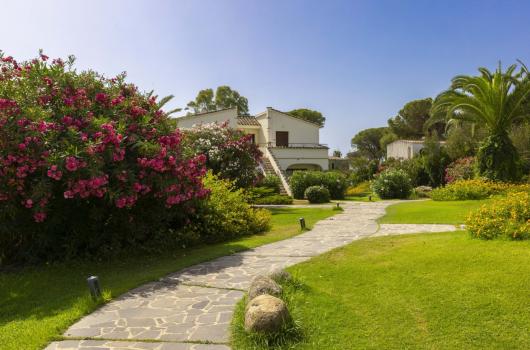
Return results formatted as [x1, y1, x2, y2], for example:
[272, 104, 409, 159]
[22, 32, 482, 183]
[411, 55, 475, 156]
[430, 63, 530, 181]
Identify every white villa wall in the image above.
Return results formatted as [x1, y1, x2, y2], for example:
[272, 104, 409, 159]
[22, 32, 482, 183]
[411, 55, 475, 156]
[176, 108, 238, 128]
[270, 147, 329, 171]
[267, 109, 320, 146]
[387, 140, 424, 160]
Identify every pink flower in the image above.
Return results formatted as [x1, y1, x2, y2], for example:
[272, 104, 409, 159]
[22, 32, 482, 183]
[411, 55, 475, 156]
[24, 199, 33, 208]
[33, 212, 46, 222]
[65, 156, 78, 172]
[18, 143, 26, 151]
[95, 93, 107, 104]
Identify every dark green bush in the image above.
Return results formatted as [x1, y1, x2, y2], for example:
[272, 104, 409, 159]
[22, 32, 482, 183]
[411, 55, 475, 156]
[371, 169, 412, 199]
[289, 171, 346, 199]
[304, 186, 330, 203]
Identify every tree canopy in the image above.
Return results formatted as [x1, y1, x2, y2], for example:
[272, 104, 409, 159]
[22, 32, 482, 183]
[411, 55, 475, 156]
[388, 98, 444, 139]
[187, 86, 249, 115]
[288, 108, 325, 126]
[351, 127, 392, 160]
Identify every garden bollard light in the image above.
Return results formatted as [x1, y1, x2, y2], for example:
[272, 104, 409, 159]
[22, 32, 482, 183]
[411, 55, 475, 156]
[87, 276, 102, 299]
[368, 195, 372, 201]
[336, 203, 340, 208]
[299, 217, 306, 230]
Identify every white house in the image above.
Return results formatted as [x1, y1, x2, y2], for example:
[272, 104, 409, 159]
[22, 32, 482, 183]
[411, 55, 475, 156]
[177, 107, 329, 195]
[386, 140, 426, 160]
[386, 139, 445, 160]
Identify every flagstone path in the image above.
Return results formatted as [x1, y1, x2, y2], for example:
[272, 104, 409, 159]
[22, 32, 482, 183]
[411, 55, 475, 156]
[46, 201, 456, 350]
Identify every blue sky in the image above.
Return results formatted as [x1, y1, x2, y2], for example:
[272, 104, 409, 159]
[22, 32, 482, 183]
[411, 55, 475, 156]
[2, 0, 530, 153]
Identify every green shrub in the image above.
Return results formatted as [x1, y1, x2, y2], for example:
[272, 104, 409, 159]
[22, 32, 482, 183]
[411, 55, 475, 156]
[290, 171, 346, 199]
[185, 173, 271, 242]
[304, 186, 330, 203]
[466, 191, 530, 240]
[260, 175, 282, 193]
[429, 179, 530, 201]
[380, 157, 429, 187]
[412, 186, 432, 198]
[371, 169, 412, 199]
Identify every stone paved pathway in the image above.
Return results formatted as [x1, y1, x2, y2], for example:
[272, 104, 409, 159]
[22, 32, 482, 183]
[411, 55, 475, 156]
[47, 201, 456, 350]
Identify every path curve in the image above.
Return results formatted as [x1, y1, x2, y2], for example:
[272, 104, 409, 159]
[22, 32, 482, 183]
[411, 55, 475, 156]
[46, 201, 455, 350]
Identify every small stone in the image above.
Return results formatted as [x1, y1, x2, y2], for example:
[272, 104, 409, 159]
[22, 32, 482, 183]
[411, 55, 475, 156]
[248, 275, 282, 299]
[269, 269, 292, 282]
[244, 295, 290, 333]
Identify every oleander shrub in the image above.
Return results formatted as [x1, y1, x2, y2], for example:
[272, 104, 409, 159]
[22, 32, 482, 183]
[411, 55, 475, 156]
[182, 122, 262, 188]
[185, 173, 271, 242]
[445, 157, 476, 184]
[290, 171, 347, 199]
[429, 179, 530, 201]
[371, 169, 412, 199]
[0, 53, 210, 265]
[466, 191, 530, 240]
[346, 181, 371, 196]
[304, 186, 330, 203]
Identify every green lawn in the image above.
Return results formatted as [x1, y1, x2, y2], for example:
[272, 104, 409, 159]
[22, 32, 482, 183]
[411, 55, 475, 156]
[0, 206, 338, 350]
[232, 231, 530, 349]
[378, 199, 490, 224]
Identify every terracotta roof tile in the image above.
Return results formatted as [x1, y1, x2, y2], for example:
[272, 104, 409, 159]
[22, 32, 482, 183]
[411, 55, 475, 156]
[237, 116, 261, 126]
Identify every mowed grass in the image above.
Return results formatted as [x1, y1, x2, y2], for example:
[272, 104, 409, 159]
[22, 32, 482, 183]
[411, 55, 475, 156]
[0, 206, 338, 350]
[232, 231, 530, 349]
[378, 199, 490, 224]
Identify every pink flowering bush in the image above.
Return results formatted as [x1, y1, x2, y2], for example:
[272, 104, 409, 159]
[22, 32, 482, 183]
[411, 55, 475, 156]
[182, 122, 262, 188]
[444, 157, 476, 184]
[0, 52, 209, 264]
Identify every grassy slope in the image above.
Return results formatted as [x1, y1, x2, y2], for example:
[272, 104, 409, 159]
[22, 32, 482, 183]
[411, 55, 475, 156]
[378, 199, 490, 224]
[0, 207, 338, 350]
[233, 232, 530, 349]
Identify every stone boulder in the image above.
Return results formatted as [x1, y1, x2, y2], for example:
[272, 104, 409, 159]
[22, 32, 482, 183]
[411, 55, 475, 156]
[269, 268, 292, 283]
[244, 294, 290, 333]
[248, 275, 282, 299]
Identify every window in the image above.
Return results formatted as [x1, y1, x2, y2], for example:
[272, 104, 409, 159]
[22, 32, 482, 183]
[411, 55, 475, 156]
[249, 134, 255, 144]
[276, 131, 289, 147]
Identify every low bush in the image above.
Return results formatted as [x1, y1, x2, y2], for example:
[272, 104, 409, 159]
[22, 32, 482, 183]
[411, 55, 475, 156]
[346, 181, 371, 196]
[466, 191, 530, 240]
[260, 175, 281, 193]
[185, 173, 271, 242]
[304, 186, 330, 203]
[430, 179, 530, 201]
[290, 171, 346, 199]
[445, 157, 476, 184]
[371, 169, 412, 199]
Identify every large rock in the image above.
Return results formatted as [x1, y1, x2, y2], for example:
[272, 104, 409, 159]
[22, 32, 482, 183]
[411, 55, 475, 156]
[244, 294, 290, 333]
[248, 275, 282, 299]
[269, 268, 292, 283]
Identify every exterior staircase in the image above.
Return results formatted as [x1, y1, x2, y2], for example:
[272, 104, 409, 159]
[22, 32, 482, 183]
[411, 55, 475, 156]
[260, 150, 291, 196]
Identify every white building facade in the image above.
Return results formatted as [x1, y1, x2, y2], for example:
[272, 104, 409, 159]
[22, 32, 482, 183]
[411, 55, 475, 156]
[177, 107, 329, 195]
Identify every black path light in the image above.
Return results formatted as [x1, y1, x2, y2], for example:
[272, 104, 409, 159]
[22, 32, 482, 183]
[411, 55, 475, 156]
[299, 217, 306, 230]
[87, 275, 102, 299]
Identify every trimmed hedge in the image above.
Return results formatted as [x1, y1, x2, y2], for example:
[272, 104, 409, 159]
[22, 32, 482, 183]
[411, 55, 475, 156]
[371, 169, 412, 199]
[290, 171, 347, 199]
[304, 186, 330, 203]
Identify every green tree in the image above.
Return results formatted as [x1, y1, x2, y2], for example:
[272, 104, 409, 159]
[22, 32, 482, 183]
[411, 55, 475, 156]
[288, 108, 325, 126]
[421, 133, 451, 187]
[351, 127, 391, 161]
[431, 63, 530, 181]
[187, 86, 249, 114]
[388, 98, 445, 139]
